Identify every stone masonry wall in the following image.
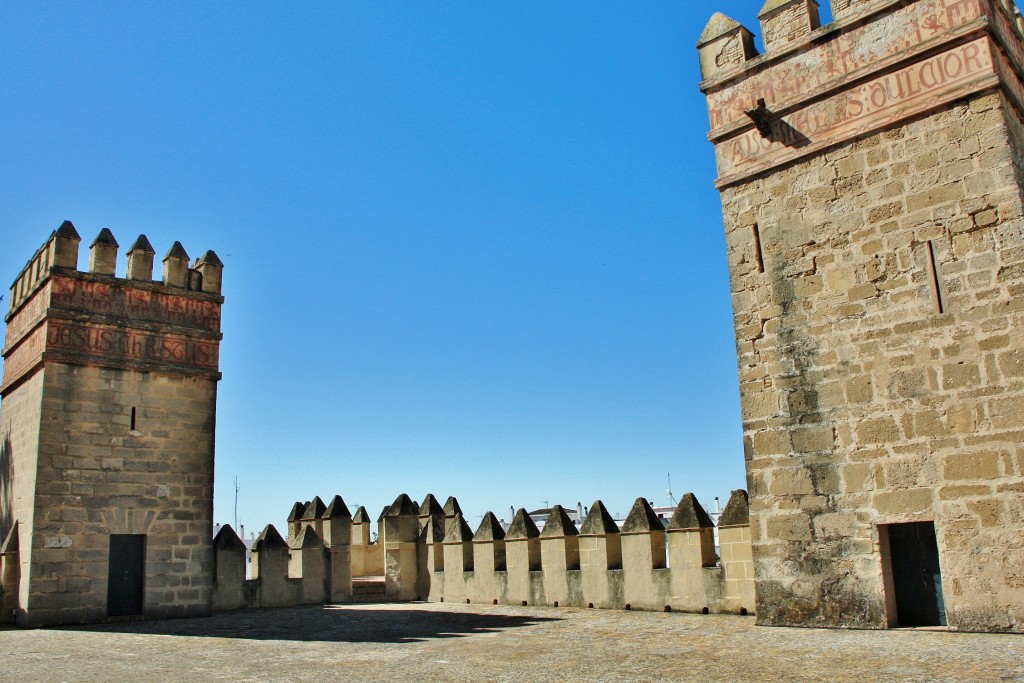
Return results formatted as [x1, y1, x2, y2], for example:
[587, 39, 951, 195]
[722, 91, 1024, 630]
[23, 364, 218, 625]
[0, 370, 44, 613]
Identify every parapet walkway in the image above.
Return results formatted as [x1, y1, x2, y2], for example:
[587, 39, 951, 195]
[1, 602, 1021, 682]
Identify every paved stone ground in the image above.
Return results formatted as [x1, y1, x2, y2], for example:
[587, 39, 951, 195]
[1, 602, 1022, 682]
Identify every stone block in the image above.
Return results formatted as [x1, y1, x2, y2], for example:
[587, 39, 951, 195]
[944, 452, 1001, 480]
[942, 362, 981, 390]
[965, 498, 1005, 527]
[769, 468, 815, 496]
[765, 512, 812, 541]
[752, 428, 792, 456]
[871, 488, 934, 515]
[856, 416, 900, 444]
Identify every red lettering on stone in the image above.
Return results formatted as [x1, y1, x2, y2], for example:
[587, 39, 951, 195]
[962, 42, 984, 73]
[870, 82, 888, 108]
[944, 52, 964, 79]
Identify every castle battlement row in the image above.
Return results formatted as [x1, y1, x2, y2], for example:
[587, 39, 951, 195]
[8, 221, 223, 319]
[198, 490, 755, 615]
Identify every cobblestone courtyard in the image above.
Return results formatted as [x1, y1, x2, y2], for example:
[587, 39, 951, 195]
[1, 602, 1022, 682]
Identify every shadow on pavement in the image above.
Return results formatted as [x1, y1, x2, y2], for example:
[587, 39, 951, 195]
[65, 604, 562, 643]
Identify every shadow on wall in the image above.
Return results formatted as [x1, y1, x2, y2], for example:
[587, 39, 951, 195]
[68, 604, 562, 643]
[0, 432, 11, 540]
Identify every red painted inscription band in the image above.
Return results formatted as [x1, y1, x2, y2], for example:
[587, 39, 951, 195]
[705, 0, 985, 132]
[0, 325, 47, 391]
[715, 38, 995, 185]
[45, 321, 219, 369]
[3, 281, 50, 350]
[50, 276, 221, 332]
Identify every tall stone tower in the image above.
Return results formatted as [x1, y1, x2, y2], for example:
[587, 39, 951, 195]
[699, 1, 1024, 631]
[0, 222, 224, 627]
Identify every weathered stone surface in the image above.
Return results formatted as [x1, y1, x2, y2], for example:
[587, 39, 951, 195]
[539, 505, 579, 537]
[323, 495, 351, 519]
[580, 500, 620, 536]
[293, 525, 324, 549]
[697, 13, 758, 82]
[701, 0, 1024, 632]
[287, 502, 305, 522]
[386, 494, 419, 517]
[254, 525, 287, 550]
[419, 494, 443, 517]
[758, 0, 820, 53]
[474, 512, 506, 542]
[621, 498, 663, 533]
[444, 513, 474, 544]
[667, 493, 715, 530]
[302, 496, 326, 521]
[420, 517, 445, 544]
[718, 490, 750, 528]
[443, 496, 463, 517]
[213, 525, 246, 552]
[506, 509, 540, 540]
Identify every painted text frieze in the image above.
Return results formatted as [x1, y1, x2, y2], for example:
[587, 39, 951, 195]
[0, 325, 46, 390]
[715, 38, 995, 184]
[50, 276, 221, 332]
[45, 321, 219, 370]
[706, 0, 984, 133]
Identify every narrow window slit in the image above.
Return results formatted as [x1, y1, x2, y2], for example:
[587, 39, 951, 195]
[752, 224, 765, 274]
[926, 240, 944, 314]
[130, 407, 137, 431]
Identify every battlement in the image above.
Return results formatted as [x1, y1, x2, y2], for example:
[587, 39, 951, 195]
[204, 489, 755, 615]
[699, 0, 1024, 187]
[7, 221, 223, 317]
[2, 222, 224, 394]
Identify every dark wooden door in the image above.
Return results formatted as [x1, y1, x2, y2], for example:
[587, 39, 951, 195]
[888, 522, 946, 626]
[107, 534, 145, 617]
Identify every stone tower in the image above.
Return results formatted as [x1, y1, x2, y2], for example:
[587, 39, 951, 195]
[0, 222, 223, 627]
[699, 1, 1024, 631]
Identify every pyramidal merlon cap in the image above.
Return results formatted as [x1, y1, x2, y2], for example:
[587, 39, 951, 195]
[698, 12, 744, 47]
[91, 227, 118, 248]
[128, 234, 155, 254]
[164, 241, 189, 262]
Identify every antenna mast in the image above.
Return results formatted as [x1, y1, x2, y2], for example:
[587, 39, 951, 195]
[234, 476, 240, 530]
[667, 472, 677, 505]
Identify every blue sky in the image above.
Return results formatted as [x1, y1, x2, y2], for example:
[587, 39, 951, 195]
[0, 2, 802, 532]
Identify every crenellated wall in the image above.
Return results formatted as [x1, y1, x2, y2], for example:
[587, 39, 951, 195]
[209, 490, 755, 616]
[699, 0, 1024, 631]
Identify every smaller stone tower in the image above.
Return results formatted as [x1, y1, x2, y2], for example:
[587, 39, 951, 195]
[0, 222, 224, 627]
